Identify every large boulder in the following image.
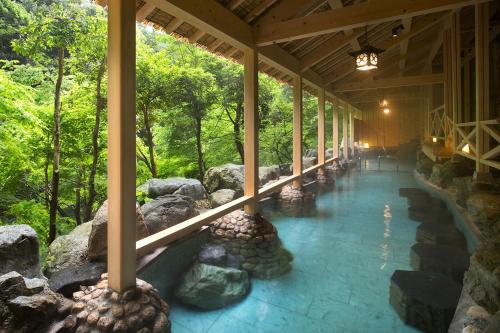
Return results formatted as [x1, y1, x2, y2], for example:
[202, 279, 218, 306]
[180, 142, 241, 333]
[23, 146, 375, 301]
[259, 165, 280, 186]
[429, 159, 474, 189]
[48, 262, 106, 298]
[141, 195, 199, 234]
[204, 164, 244, 195]
[44, 222, 92, 277]
[390, 270, 462, 333]
[175, 262, 250, 310]
[467, 192, 500, 238]
[0, 271, 71, 333]
[87, 201, 150, 261]
[302, 156, 317, 169]
[416, 151, 434, 177]
[485, 310, 500, 333]
[0, 225, 40, 278]
[209, 189, 236, 208]
[140, 177, 207, 200]
[464, 239, 500, 313]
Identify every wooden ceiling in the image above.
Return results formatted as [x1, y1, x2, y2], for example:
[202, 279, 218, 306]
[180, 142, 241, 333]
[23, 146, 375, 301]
[109, 0, 498, 111]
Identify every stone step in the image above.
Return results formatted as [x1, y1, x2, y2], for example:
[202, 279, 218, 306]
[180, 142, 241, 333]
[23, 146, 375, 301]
[416, 222, 466, 249]
[408, 206, 454, 224]
[410, 243, 470, 283]
[407, 196, 447, 210]
[390, 270, 462, 333]
[399, 187, 428, 198]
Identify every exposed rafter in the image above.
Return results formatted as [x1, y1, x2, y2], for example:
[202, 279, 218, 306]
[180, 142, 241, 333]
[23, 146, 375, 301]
[333, 73, 444, 92]
[255, 0, 489, 46]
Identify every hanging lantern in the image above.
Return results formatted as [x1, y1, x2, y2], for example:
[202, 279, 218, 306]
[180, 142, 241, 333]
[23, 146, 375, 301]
[349, 27, 384, 71]
[383, 108, 390, 114]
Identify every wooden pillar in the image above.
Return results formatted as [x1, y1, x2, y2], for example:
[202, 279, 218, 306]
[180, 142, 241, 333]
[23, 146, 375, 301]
[464, 59, 471, 122]
[292, 75, 303, 188]
[475, 3, 490, 176]
[443, 29, 452, 146]
[243, 48, 259, 215]
[107, 0, 137, 292]
[342, 103, 348, 159]
[349, 108, 355, 151]
[318, 89, 325, 172]
[451, 11, 462, 151]
[332, 103, 339, 158]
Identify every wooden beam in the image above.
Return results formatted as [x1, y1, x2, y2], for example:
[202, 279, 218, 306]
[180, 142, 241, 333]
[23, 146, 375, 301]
[163, 17, 183, 33]
[399, 17, 413, 70]
[300, 28, 365, 71]
[107, 0, 137, 293]
[475, 3, 490, 175]
[136, 3, 155, 22]
[245, 0, 278, 23]
[333, 74, 444, 92]
[256, 0, 487, 46]
[244, 48, 259, 214]
[292, 75, 303, 188]
[254, 0, 312, 27]
[318, 88, 326, 170]
[227, 0, 245, 10]
[147, 0, 253, 51]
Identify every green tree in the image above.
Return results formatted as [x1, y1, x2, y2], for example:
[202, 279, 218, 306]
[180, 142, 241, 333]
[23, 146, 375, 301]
[166, 66, 218, 181]
[13, 3, 88, 242]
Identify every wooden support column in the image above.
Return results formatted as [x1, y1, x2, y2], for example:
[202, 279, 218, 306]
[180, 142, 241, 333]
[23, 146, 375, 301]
[349, 107, 355, 151]
[342, 103, 348, 159]
[333, 103, 340, 158]
[464, 58, 471, 122]
[243, 48, 259, 215]
[451, 11, 461, 151]
[475, 3, 490, 176]
[292, 75, 303, 188]
[318, 88, 326, 173]
[107, 0, 137, 292]
[443, 28, 452, 146]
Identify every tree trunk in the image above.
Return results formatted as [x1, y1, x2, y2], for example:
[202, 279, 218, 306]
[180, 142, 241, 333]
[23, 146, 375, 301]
[194, 115, 205, 181]
[142, 106, 157, 178]
[74, 168, 82, 225]
[43, 132, 51, 208]
[48, 48, 64, 244]
[84, 57, 106, 222]
[234, 104, 244, 163]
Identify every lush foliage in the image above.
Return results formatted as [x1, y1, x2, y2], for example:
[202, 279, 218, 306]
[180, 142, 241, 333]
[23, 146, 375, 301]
[0, 0, 338, 256]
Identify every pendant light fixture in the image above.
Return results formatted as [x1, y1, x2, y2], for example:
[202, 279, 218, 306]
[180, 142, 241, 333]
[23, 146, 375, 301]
[349, 26, 385, 71]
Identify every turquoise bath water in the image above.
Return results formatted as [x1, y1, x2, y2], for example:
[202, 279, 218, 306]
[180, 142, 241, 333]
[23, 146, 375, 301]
[169, 160, 422, 333]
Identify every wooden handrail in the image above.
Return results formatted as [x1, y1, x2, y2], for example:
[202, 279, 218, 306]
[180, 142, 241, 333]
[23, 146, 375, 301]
[136, 195, 252, 256]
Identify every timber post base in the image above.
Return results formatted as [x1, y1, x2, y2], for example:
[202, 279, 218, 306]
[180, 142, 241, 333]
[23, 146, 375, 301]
[209, 210, 293, 279]
[63, 274, 171, 333]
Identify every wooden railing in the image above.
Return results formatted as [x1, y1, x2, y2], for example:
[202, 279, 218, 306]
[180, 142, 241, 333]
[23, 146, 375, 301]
[136, 158, 339, 256]
[454, 118, 499, 170]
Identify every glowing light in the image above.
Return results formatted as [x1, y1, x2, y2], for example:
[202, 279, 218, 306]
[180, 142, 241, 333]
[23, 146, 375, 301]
[363, 143, 370, 149]
[432, 137, 437, 143]
[462, 144, 470, 153]
[383, 108, 390, 114]
[382, 100, 388, 107]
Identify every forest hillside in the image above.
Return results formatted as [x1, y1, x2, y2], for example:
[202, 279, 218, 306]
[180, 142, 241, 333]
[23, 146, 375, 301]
[0, 0, 339, 258]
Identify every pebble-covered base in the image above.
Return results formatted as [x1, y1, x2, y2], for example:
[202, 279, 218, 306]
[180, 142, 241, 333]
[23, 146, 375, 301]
[209, 210, 293, 279]
[63, 274, 171, 333]
[278, 184, 316, 216]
